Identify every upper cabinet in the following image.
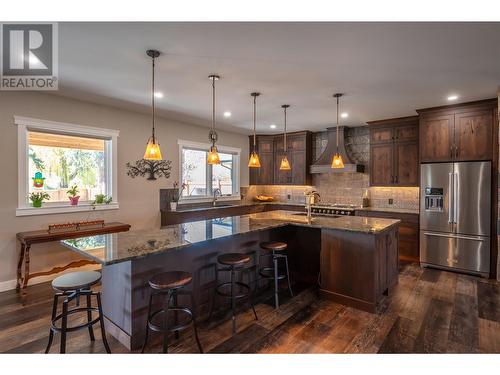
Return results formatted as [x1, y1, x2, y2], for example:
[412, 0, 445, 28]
[368, 116, 419, 187]
[249, 131, 312, 186]
[417, 99, 497, 163]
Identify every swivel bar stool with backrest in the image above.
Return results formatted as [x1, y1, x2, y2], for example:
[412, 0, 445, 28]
[142, 271, 203, 353]
[45, 270, 111, 354]
[259, 241, 293, 309]
[209, 253, 258, 335]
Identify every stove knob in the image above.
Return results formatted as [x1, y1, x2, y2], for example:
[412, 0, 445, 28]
[341, 210, 345, 215]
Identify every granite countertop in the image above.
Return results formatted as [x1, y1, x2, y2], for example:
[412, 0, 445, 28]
[355, 207, 419, 215]
[162, 201, 305, 213]
[61, 210, 400, 265]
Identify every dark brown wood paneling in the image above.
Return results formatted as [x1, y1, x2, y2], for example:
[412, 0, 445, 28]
[370, 127, 393, 144]
[394, 141, 419, 186]
[355, 210, 419, 262]
[370, 143, 393, 186]
[419, 114, 454, 162]
[454, 110, 493, 161]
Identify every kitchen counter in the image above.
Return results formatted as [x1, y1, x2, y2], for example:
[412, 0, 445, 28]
[355, 207, 419, 215]
[63, 210, 400, 265]
[61, 210, 400, 349]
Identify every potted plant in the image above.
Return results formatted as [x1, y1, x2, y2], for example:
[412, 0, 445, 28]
[67, 185, 80, 206]
[171, 182, 186, 211]
[29, 191, 50, 208]
[92, 194, 112, 206]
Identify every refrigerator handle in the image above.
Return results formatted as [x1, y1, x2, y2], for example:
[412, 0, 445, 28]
[448, 172, 454, 224]
[453, 172, 458, 224]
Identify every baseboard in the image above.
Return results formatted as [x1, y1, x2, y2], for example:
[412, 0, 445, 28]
[0, 263, 101, 293]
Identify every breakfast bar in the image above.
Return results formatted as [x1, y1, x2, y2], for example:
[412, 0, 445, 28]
[62, 210, 400, 349]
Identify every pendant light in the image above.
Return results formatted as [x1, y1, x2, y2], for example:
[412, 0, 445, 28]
[248, 92, 261, 168]
[279, 104, 291, 170]
[207, 74, 221, 165]
[331, 93, 345, 169]
[143, 49, 163, 160]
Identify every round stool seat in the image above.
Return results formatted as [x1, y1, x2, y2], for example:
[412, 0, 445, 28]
[260, 241, 287, 252]
[52, 271, 101, 291]
[217, 253, 251, 266]
[149, 271, 192, 290]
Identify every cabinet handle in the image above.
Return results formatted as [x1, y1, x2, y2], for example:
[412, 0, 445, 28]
[395, 175, 398, 183]
[450, 146, 453, 158]
[391, 175, 394, 183]
[455, 145, 459, 158]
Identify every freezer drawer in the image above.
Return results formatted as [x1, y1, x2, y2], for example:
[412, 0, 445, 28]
[420, 231, 490, 275]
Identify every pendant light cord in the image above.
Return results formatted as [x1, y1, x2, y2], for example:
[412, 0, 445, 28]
[336, 94, 339, 154]
[253, 94, 256, 150]
[212, 76, 216, 143]
[283, 106, 287, 152]
[151, 55, 156, 142]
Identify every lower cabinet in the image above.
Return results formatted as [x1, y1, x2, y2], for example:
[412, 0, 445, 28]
[319, 225, 399, 313]
[355, 209, 419, 262]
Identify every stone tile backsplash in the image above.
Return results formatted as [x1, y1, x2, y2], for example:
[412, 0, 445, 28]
[246, 126, 419, 210]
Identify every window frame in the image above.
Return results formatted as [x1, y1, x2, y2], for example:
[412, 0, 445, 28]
[15, 116, 119, 216]
[177, 139, 241, 204]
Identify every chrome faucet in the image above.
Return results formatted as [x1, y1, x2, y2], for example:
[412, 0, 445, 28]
[304, 190, 321, 220]
[212, 188, 222, 206]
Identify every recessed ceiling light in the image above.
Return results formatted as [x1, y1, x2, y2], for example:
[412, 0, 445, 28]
[154, 92, 164, 98]
[223, 111, 232, 118]
[270, 124, 277, 129]
[447, 95, 458, 101]
[341, 112, 349, 118]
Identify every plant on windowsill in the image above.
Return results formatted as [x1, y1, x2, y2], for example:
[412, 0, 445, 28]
[29, 191, 50, 208]
[170, 182, 186, 211]
[91, 194, 112, 210]
[67, 185, 80, 206]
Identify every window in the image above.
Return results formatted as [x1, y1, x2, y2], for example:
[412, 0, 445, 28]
[16, 116, 119, 216]
[178, 140, 240, 202]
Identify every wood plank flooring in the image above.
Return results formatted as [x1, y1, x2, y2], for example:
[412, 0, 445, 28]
[1, 263, 499, 354]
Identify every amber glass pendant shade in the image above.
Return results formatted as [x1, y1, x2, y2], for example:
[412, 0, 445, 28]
[248, 151, 261, 168]
[280, 155, 291, 170]
[331, 153, 344, 169]
[207, 145, 221, 165]
[143, 137, 163, 160]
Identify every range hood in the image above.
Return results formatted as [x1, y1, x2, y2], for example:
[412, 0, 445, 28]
[310, 126, 365, 173]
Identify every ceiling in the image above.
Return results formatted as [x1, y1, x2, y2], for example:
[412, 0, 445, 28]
[57, 22, 500, 134]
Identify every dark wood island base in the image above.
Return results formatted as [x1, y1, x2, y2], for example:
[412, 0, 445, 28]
[319, 226, 399, 313]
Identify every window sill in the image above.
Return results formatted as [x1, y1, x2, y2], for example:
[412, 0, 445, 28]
[16, 202, 119, 217]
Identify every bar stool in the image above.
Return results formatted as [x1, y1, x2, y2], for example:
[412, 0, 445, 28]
[209, 253, 258, 334]
[259, 241, 293, 309]
[45, 271, 111, 354]
[141, 271, 203, 353]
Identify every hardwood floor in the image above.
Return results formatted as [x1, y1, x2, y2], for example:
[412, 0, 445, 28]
[1, 263, 499, 354]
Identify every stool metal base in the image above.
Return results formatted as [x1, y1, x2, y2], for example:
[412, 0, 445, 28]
[259, 251, 293, 309]
[142, 289, 203, 354]
[209, 263, 258, 335]
[45, 289, 110, 354]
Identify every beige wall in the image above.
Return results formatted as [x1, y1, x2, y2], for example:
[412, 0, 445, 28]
[0, 91, 249, 288]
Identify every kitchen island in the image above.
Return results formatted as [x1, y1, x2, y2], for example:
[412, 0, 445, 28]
[62, 210, 400, 349]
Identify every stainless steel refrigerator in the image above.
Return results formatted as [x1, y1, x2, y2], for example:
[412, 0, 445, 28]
[420, 161, 491, 277]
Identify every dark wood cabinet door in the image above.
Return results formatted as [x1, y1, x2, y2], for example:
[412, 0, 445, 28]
[419, 114, 454, 162]
[257, 152, 274, 185]
[370, 143, 394, 186]
[454, 110, 493, 161]
[395, 125, 418, 141]
[394, 141, 419, 186]
[370, 127, 393, 144]
[290, 150, 306, 184]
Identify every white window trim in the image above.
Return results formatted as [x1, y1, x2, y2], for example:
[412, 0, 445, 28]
[15, 116, 119, 216]
[177, 139, 241, 204]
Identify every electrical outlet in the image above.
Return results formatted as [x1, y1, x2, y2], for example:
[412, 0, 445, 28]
[388, 198, 393, 205]
[287, 194, 291, 200]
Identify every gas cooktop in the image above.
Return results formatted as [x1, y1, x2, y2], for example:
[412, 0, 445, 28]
[310, 203, 359, 216]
